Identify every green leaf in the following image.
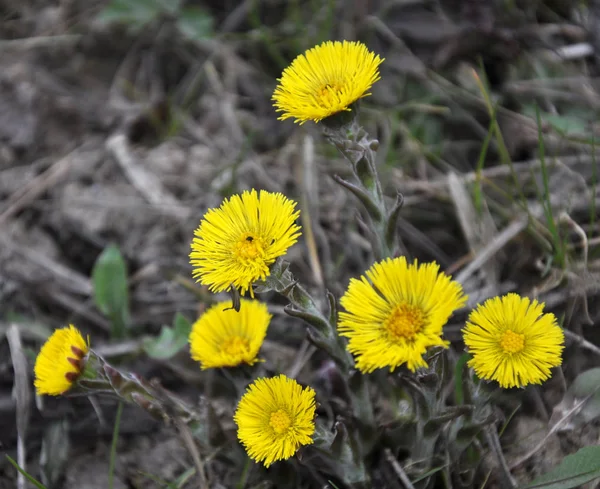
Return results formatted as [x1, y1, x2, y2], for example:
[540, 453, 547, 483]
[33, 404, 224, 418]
[142, 313, 192, 360]
[523, 105, 589, 135]
[570, 367, 600, 423]
[177, 7, 213, 42]
[521, 446, 600, 489]
[96, 0, 167, 29]
[92, 244, 130, 339]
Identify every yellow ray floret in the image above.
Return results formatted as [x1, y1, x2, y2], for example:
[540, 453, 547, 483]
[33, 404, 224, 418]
[189, 299, 271, 369]
[462, 293, 564, 388]
[189, 189, 301, 297]
[234, 374, 316, 467]
[34, 325, 89, 396]
[272, 40, 384, 124]
[338, 257, 467, 373]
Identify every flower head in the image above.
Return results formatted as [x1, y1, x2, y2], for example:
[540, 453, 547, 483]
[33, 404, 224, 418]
[272, 40, 384, 124]
[234, 374, 316, 467]
[189, 299, 271, 369]
[462, 293, 564, 388]
[338, 257, 467, 373]
[34, 325, 89, 396]
[190, 189, 301, 297]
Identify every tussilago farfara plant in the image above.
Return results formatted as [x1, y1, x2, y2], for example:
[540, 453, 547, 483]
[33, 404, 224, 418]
[32, 40, 567, 489]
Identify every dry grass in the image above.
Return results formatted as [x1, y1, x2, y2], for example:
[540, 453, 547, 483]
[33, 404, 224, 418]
[1, 0, 600, 488]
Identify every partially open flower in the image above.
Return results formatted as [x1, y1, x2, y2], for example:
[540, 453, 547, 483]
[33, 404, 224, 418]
[34, 325, 89, 396]
[189, 299, 271, 369]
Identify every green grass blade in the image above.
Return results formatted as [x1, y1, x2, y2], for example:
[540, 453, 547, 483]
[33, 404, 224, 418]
[535, 105, 566, 269]
[474, 110, 496, 214]
[6, 455, 49, 489]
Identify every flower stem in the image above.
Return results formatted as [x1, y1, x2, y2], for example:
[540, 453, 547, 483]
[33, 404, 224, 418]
[77, 351, 201, 424]
[265, 260, 374, 425]
[324, 121, 402, 260]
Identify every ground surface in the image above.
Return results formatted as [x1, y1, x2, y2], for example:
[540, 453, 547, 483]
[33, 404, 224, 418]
[1, 1, 600, 488]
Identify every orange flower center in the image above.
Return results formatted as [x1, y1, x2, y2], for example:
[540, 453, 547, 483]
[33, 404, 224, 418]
[385, 303, 426, 342]
[222, 336, 250, 357]
[234, 234, 266, 262]
[318, 83, 344, 106]
[500, 330, 525, 354]
[269, 409, 292, 434]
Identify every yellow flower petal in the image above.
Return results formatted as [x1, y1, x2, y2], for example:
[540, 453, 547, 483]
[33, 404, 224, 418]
[272, 40, 384, 124]
[234, 374, 316, 467]
[189, 299, 271, 369]
[34, 325, 89, 396]
[462, 293, 565, 388]
[189, 189, 301, 296]
[338, 257, 467, 373]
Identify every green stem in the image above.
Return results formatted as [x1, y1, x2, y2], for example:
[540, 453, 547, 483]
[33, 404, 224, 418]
[324, 122, 399, 260]
[108, 402, 123, 489]
[265, 261, 374, 425]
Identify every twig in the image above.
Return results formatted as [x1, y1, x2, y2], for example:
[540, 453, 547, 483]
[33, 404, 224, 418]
[203, 61, 244, 146]
[455, 217, 529, 286]
[384, 448, 416, 489]
[560, 211, 588, 268]
[7, 325, 31, 489]
[563, 329, 600, 357]
[94, 339, 145, 358]
[0, 35, 81, 52]
[0, 234, 93, 296]
[541, 43, 594, 62]
[484, 426, 517, 489]
[300, 133, 325, 288]
[106, 134, 190, 221]
[45, 288, 110, 332]
[220, 0, 254, 32]
[286, 339, 317, 380]
[0, 147, 79, 227]
[448, 172, 500, 288]
[509, 391, 598, 469]
[176, 418, 208, 489]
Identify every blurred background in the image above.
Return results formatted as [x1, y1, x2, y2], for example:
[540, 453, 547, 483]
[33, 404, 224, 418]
[1, 0, 599, 487]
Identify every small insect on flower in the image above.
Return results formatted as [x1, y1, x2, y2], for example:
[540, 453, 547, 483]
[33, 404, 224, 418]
[234, 374, 316, 467]
[189, 299, 272, 369]
[462, 293, 565, 389]
[34, 325, 89, 396]
[272, 40, 384, 124]
[338, 257, 467, 373]
[189, 189, 301, 297]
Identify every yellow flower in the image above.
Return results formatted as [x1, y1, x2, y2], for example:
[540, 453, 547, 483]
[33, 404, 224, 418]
[272, 40, 384, 124]
[338, 257, 467, 373]
[462, 293, 564, 388]
[234, 374, 316, 467]
[189, 299, 271, 369]
[189, 189, 301, 297]
[34, 325, 89, 396]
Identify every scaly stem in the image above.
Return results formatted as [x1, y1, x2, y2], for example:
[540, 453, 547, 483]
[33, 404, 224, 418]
[324, 121, 402, 260]
[264, 259, 374, 426]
